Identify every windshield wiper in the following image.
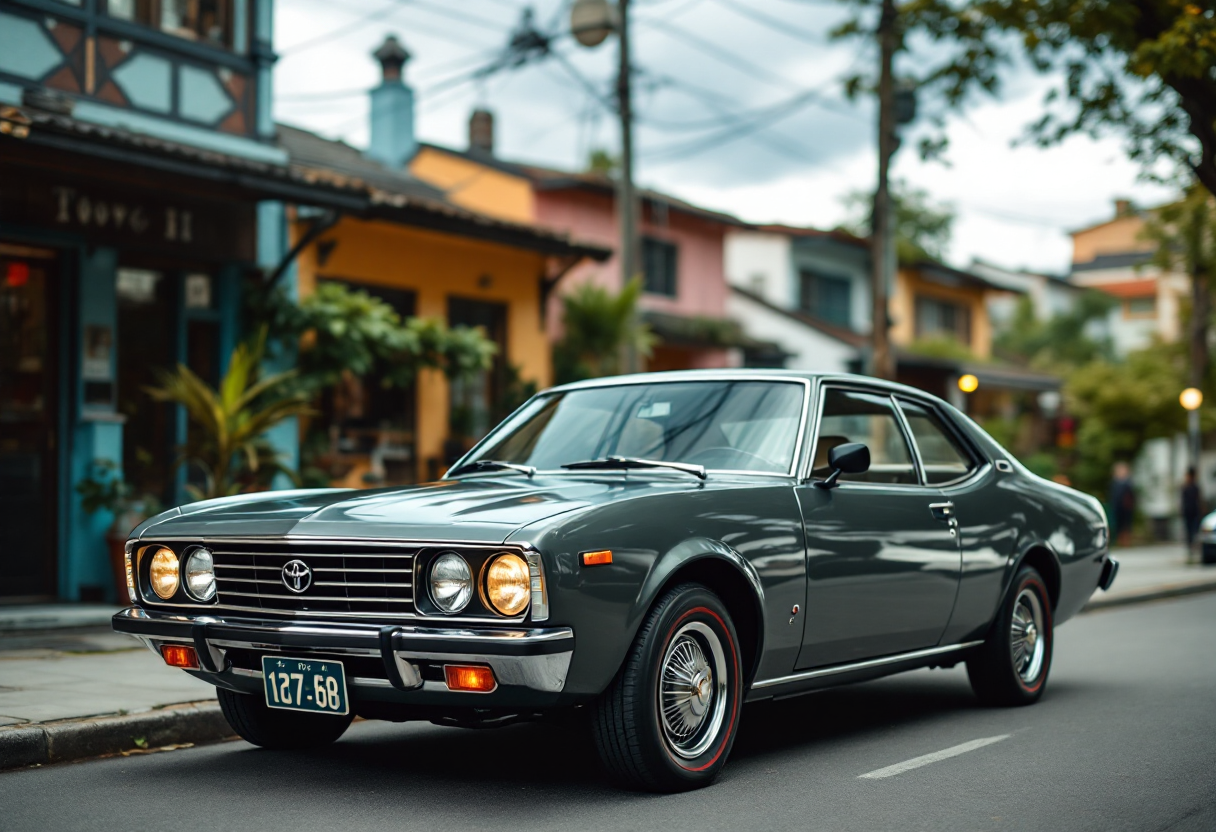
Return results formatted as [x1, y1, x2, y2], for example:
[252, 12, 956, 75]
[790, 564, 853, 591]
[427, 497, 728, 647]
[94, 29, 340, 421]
[560, 456, 707, 480]
[448, 460, 536, 478]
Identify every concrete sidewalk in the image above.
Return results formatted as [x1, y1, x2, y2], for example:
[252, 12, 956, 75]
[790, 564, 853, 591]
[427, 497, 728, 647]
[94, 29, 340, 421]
[1, 543, 1213, 770]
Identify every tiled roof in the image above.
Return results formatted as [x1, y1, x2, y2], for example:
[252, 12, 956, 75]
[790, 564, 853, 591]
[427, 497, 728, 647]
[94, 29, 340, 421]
[415, 142, 746, 226]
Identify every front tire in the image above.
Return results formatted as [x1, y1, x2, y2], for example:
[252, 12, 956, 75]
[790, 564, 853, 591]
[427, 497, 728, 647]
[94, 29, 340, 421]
[217, 687, 354, 750]
[592, 583, 744, 792]
[967, 566, 1054, 706]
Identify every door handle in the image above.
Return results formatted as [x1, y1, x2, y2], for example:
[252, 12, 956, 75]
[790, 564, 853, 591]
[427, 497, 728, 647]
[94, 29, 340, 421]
[928, 501, 955, 522]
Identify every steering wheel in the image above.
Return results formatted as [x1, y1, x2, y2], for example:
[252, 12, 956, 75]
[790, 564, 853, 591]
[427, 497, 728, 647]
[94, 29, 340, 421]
[685, 447, 778, 471]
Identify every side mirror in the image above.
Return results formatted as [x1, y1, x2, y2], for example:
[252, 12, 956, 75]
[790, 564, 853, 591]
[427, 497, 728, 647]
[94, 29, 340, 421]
[816, 442, 870, 489]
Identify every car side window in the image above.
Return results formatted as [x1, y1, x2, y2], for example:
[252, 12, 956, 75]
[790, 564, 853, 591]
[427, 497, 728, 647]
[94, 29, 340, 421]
[897, 399, 977, 485]
[814, 388, 917, 485]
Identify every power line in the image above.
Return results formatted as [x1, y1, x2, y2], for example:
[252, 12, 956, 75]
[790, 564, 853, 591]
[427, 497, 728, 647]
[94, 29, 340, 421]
[646, 19, 801, 91]
[644, 88, 824, 159]
[279, 0, 506, 58]
[279, 0, 400, 56]
[710, 0, 824, 44]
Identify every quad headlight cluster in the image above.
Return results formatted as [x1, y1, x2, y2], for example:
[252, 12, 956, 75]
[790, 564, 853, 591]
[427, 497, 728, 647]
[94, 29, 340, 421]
[144, 545, 216, 602]
[427, 551, 532, 617]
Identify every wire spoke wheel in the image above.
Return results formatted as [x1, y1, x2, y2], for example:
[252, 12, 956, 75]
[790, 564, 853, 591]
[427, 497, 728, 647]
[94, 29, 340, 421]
[657, 621, 728, 759]
[1009, 588, 1045, 684]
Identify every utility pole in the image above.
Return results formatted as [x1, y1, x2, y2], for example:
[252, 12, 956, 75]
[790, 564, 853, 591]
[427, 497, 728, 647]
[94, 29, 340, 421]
[571, 0, 640, 373]
[616, 0, 640, 372]
[870, 0, 898, 380]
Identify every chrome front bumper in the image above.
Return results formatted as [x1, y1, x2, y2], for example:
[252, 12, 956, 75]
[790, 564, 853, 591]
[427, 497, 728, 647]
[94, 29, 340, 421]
[113, 608, 574, 704]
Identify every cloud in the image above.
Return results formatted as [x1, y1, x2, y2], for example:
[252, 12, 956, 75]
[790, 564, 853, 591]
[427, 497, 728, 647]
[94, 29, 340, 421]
[274, 0, 1180, 275]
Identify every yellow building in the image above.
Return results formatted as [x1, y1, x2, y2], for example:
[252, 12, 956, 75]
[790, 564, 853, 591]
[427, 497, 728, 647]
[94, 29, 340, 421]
[891, 262, 996, 360]
[277, 123, 607, 486]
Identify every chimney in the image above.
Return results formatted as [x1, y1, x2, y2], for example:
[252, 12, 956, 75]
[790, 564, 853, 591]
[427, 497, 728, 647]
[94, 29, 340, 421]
[1114, 198, 1134, 218]
[468, 108, 494, 156]
[368, 35, 416, 168]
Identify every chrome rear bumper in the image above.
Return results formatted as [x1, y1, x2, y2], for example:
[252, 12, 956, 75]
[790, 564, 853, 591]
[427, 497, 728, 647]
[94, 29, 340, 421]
[113, 607, 574, 703]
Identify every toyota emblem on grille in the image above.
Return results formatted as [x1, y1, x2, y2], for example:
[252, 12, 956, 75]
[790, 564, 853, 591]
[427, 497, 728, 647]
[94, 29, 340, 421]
[281, 560, 312, 594]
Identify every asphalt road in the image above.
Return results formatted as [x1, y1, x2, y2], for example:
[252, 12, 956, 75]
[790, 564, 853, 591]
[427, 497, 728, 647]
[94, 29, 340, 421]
[4, 594, 1215, 832]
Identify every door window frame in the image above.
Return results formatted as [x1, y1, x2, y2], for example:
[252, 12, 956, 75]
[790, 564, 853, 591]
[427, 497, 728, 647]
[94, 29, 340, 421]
[800, 380, 990, 490]
[892, 396, 985, 489]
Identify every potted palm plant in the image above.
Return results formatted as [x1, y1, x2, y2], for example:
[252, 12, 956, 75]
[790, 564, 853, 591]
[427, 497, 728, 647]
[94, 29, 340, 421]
[146, 328, 315, 500]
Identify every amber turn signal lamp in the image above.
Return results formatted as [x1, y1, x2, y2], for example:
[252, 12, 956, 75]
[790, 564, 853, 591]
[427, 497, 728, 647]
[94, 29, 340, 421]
[444, 664, 496, 693]
[161, 644, 200, 669]
[581, 549, 613, 566]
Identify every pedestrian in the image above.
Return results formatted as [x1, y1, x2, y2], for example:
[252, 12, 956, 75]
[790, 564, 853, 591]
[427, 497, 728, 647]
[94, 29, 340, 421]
[1109, 461, 1136, 547]
[1182, 466, 1204, 563]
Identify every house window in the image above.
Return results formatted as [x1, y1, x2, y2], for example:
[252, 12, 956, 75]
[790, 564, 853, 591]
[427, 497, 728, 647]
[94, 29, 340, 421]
[798, 270, 852, 327]
[106, 0, 237, 49]
[642, 237, 678, 297]
[915, 295, 972, 344]
[1124, 296, 1156, 319]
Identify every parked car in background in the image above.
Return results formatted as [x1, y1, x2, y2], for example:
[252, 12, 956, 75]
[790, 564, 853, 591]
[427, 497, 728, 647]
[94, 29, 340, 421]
[113, 371, 1117, 792]
[1200, 511, 1216, 564]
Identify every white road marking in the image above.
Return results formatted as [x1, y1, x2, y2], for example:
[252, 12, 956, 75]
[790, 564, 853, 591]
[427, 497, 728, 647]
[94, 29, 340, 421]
[858, 734, 1012, 780]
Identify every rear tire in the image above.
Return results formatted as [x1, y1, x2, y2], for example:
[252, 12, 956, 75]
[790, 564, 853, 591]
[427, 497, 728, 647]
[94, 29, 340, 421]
[592, 583, 744, 792]
[967, 566, 1053, 706]
[217, 687, 354, 750]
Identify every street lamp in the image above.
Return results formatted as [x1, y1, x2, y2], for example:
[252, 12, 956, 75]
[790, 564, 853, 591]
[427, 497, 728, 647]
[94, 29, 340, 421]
[1181, 387, 1203, 469]
[958, 374, 979, 394]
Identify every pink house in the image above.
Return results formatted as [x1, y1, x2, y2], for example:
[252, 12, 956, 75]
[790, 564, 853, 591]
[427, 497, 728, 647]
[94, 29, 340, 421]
[411, 111, 754, 372]
[522, 166, 746, 371]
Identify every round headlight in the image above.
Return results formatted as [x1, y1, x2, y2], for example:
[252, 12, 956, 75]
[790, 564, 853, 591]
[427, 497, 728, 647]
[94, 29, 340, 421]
[184, 547, 216, 602]
[429, 553, 472, 614]
[484, 553, 531, 617]
[149, 547, 180, 600]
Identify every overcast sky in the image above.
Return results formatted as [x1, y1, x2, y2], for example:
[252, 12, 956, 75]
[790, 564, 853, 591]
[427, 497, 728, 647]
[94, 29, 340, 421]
[273, 0, 1177, 275]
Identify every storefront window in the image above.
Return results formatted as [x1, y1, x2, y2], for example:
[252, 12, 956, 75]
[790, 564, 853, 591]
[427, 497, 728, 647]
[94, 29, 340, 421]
[447, 298, 509, 464]
[106, 0, 237, 50]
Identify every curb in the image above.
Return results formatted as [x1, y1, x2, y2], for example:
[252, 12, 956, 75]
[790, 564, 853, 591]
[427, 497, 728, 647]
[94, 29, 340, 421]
[0, 701, 232, 771]
[1082, 578, 1216, 612]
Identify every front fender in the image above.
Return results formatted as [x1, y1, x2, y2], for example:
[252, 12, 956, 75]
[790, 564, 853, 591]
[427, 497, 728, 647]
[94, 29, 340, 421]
[635, 537, 765, 620]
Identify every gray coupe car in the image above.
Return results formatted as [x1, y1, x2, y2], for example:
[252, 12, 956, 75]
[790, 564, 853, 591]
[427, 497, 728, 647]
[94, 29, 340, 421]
[113, 371, 1117, 791]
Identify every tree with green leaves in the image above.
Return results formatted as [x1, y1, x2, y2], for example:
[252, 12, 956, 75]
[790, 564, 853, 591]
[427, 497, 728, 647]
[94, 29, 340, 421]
[841, 180, 956, 263]
[1143, 184, 1216, 393]
[553, 278, 657, 383]
[994, 289, 1117, 369]
[146, 329, 314, 500]
[254, 281, 496, 394]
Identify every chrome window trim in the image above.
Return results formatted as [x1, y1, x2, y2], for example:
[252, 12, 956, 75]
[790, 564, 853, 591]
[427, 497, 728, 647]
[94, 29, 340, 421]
[801, 382, 925, 488]
[750, 640, 985, 690]
[892, 396, 988, 489]
[447, 376, 813, 481]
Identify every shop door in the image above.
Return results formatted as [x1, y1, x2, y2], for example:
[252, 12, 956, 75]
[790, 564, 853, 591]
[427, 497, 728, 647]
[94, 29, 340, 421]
[0, 245, 58, 600]
[447, 297, 508, 461]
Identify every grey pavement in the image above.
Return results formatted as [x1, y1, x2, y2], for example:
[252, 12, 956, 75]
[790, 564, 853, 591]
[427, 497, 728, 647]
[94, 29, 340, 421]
[1086, 543, 1216, 608]
[0, 627, 215, 728]
[2, 590, 1213, 831]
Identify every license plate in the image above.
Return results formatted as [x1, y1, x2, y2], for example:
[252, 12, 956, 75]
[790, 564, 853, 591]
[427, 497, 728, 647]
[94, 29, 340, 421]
[261, 655, 349, 716]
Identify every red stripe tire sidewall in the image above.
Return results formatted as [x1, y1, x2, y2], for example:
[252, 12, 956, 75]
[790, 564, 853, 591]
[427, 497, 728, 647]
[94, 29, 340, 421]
[658, 605, 742, 773]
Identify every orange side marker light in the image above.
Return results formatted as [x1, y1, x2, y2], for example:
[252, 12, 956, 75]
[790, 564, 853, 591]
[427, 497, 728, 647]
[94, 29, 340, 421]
[444, 665, 497, 693]
[581, 550, 613, 566]
[161, 644, 200, 669]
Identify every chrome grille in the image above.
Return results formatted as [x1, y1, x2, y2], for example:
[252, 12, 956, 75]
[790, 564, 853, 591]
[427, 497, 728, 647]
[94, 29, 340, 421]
[210, 541, 416, 617]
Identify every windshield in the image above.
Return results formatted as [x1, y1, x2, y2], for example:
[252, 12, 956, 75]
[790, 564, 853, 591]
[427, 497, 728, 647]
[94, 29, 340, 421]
[463, 380, 806, 475]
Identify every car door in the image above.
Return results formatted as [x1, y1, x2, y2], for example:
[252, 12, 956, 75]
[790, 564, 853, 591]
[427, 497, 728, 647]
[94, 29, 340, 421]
[896, 397, 1019, 645]
[794, 386, 962, 669]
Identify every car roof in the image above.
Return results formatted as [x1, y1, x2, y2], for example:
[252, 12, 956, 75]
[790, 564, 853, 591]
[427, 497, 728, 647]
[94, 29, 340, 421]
[546, 369, 946, 403]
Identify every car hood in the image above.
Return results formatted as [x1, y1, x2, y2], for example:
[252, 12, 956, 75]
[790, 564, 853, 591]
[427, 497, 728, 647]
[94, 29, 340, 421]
[135, 475, 718, 544]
